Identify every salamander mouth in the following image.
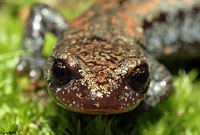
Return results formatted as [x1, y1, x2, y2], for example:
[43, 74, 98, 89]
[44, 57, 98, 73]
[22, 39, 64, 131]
[66, 101, 142, 114]
[46, 79, 145, 114]
[68, 109, 130, 114]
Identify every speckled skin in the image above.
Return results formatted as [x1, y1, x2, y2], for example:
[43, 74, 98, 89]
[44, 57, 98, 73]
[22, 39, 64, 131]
[16, 0, 200, 114]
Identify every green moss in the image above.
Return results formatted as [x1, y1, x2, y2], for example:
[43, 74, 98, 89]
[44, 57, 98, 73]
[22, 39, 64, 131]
[0, 0, 200, 135]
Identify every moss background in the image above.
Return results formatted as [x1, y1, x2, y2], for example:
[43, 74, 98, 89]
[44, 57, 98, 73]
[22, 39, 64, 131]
[0, 0, 200, 134]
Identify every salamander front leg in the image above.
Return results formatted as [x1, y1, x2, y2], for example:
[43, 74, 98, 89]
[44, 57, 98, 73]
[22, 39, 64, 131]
[16, 3, 68, 84]
[139, 56, 174, 110]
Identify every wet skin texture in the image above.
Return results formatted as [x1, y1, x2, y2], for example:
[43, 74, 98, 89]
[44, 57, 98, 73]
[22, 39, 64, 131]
[16, 0, 200, 114]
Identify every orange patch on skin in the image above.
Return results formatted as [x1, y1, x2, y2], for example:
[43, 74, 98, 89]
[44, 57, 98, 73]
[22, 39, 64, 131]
[182, 0, 194, 4]
[113, 29, 120, 34]
[81, 24, 89, 31]
[118, 12, 140, 38]
[70, 34, 79, 39]
[97, 75, 106, 83]
[124, 0, 159, 14]
[124, 3, 137, 11]
[91, 66, 103, 72]
[96, 0, 116, 10]
[70, 11, 94, 27]
[111, 16, 120, 25]
[85, 32, 90, 36]
[118, 12, 136, 28]
[124, 28, 141, 38]
[135, 0, 159, 14]
[94, 24, 100, 29]
[70, 17, 89, 27]
[127, 66, 135, 75]
[166, 0, 175, 4]
[102, 2, 115, 10]
[86, 10, 95, 17]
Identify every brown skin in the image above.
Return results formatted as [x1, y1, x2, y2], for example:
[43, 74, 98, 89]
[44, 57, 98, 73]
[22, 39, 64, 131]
[16, 0, 200, 114]
[46, 37, 149, 114]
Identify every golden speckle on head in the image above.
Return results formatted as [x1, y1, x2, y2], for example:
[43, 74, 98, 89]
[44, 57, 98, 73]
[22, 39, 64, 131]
[94, 102, 100, 107]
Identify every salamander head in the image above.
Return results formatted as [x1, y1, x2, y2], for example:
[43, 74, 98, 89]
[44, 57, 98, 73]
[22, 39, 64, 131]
[46, 39, 150, 114]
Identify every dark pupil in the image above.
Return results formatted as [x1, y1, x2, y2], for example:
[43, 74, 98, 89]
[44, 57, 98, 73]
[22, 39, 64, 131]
[52, 61, 73, 85]
[135, 72, 149, 84]
[127, 64, 149, 92]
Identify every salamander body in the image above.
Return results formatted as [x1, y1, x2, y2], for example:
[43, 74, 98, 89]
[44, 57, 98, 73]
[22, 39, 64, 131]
[16, 0, 200, 114]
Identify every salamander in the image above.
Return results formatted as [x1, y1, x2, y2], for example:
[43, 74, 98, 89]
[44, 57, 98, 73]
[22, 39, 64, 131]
[16, 0, 200, 114]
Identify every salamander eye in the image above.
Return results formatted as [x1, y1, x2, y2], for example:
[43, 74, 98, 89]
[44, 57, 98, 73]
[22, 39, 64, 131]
[127, 64, 150, 92]
[51, 60, 73, 86]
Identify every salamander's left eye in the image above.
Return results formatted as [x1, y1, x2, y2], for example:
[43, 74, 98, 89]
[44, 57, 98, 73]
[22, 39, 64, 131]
[51, 60, 74, 86]
[127, 64, 150, 92]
